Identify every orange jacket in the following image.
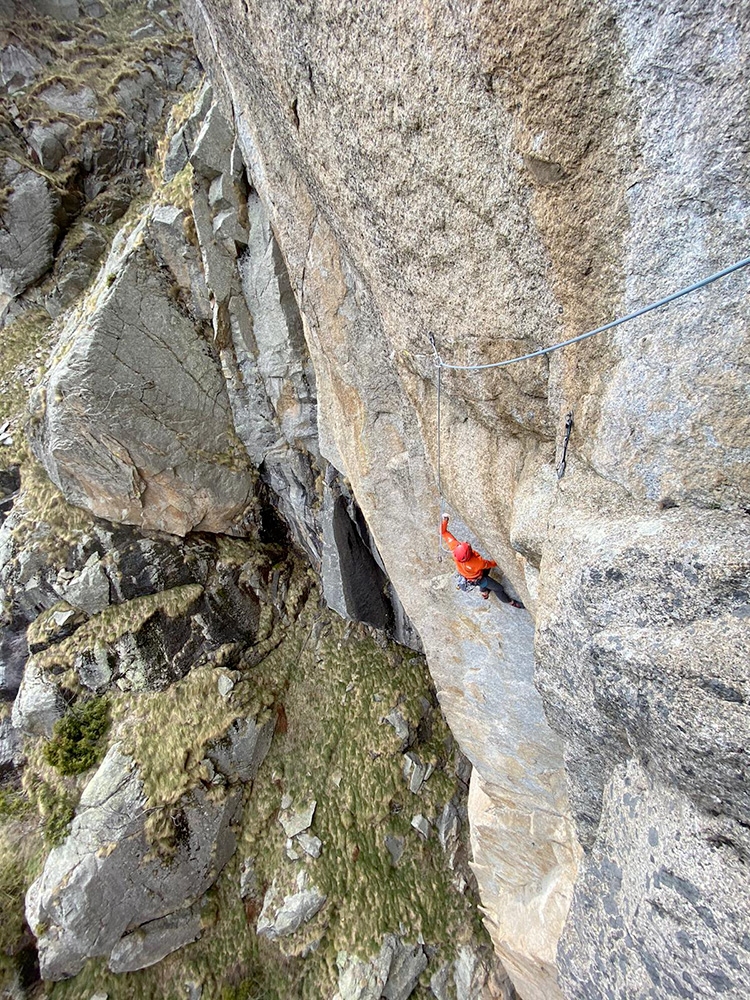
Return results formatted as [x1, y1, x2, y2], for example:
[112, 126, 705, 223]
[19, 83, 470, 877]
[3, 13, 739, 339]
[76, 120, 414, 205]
[441, 523, 496, 581]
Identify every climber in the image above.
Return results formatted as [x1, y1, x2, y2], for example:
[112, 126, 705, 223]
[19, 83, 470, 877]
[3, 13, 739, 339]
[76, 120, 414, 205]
[441, 516, 524, 609]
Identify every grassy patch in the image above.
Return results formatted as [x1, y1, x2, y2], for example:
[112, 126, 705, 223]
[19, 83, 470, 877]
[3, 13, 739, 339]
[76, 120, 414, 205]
[9, 458, 95, 566]
[20, 569, 485, 1000]
[30, 584, 204, 681]
[0, 788, 31, 820]
[237, 614, 477, 991]
[58, 605, 482, 1000]
[0, 310, 54, 470]
[43, 698, 110, 776]
[0, 818, 44, 986]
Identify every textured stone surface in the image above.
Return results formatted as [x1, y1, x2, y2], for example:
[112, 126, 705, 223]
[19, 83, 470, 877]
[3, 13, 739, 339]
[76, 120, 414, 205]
[333, 936, 428, 1000]
[204, 715, 274, 783]
[0, 162, 59, 304]
[108, 904, 203, 974]
[30, 212, 256, 536]
[535, 498, 750, 847]
[559, 760, 750, 1000]
[27, 121, 72, 171]
[256, 873, 326, 940]
[279, 799, 316, 838]
[26, 745, 240, 980]
[63, 555, 111, 615]
[0, 715, 24, 771]
[186, 1, 750, 995]
[11, 656, 66, 736]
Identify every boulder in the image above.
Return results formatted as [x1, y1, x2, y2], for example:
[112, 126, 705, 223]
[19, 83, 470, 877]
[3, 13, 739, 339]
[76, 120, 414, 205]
[296, 832, 322, 858]
[0, 44, 45, 94]
[27, 122, 72, 171]
[279, 799, 316, 838]
[334, 936, 428, 1000]
[382, 939, 429, 1000]
[0, 162, 59, 301]
[11, 657, 66, 737]
[384, 835, 403, 866]
[31, 0, 80, 18]
[0, 626, 27, 698]
[46, 221, 108, 315]
[27, 744, 240, 980]
[0, 715, 24, 771]
[39, 83, 99, 120]
[204, 715, 274, 783]
[256, 872, 326, 940]
[148, 205, 211, 319]
[108, 904, 203, 974]
[163, 81, 213, 181]
[190, 104, 234, 181]
[29, 212, 256, 536]
[63, 555, 111, 616]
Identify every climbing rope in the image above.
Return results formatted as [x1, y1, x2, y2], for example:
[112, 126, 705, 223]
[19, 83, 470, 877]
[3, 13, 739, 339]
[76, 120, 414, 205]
[433, 256, 750, 372]
[429, 333, 446, 561]
[430, 255, 750, 511]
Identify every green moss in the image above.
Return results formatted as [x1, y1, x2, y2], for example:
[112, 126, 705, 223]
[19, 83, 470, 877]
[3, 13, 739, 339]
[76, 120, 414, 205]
[0, 788, 31, 820]
[23, 757, 80, 852]
[30, 575, 484, 1000]
[43, 698, 110, 776]
[111, 661, 253, 855]
[240, 618, 478, 983]
[42, 796, 76, 847]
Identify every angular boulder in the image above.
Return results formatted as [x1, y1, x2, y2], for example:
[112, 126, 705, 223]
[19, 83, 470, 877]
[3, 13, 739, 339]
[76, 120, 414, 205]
[0, 161, 58, 306]
[333, 935, 428, 1000]
[27, 744, 240, 979]
[256, 872, 326, 940]
[11, 656, 66, 737]
[29, 212, 256, 536]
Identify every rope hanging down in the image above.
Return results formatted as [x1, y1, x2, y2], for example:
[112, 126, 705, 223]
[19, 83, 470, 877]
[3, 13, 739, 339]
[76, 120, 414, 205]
[432, 256, 750, 372]
[429, 255, 750, 538]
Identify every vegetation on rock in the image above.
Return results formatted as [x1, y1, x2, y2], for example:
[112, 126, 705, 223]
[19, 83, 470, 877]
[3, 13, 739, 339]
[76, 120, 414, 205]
[42, 698, 109, 776]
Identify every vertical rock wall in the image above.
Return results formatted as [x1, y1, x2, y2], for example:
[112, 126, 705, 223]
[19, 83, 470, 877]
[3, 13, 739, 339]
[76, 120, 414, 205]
[182, 1, 750, 998]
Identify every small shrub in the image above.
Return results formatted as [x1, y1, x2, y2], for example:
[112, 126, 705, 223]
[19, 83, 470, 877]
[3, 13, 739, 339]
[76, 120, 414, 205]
[43, 698, 109, 776]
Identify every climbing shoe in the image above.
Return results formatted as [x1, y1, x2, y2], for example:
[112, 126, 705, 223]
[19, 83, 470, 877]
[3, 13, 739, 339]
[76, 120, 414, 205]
[509, 599, 524, 609]
[481, 591, 490, 600]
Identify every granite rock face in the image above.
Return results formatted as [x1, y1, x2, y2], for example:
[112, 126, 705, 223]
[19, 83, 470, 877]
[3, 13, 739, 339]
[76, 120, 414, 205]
[558, 760, 750, 1000]
[185, 0, 750, 997]
[536, 498, 750, 848]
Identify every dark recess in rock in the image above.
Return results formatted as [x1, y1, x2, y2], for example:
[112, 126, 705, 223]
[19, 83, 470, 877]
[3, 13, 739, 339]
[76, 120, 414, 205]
[332, 493, 394, 633]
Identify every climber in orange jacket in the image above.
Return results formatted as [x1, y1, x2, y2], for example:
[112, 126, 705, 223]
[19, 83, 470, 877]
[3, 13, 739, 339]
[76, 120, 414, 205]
[441, 516, 524, 608]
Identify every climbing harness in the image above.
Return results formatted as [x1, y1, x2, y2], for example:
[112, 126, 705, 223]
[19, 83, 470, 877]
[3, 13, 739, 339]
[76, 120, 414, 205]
[556, 412, 574, 480]
[429, 256, 750, 511]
